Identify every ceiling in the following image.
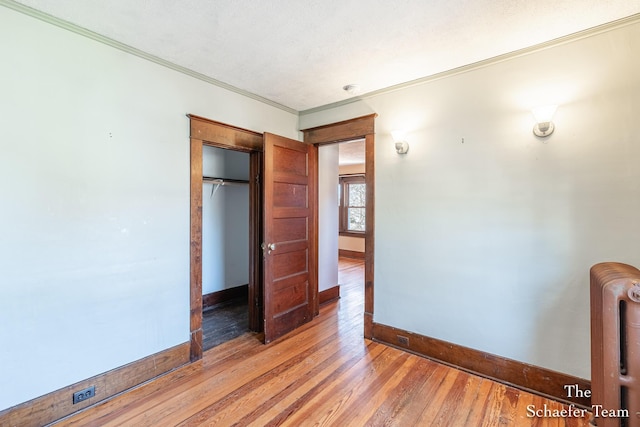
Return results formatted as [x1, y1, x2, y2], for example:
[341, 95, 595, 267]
[339, 139, 365, 166]
[10, 0, 640, 112]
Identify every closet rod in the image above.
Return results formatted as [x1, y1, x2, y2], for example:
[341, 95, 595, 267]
[203, 176, 249, 198]
[203, 176, 250, 185]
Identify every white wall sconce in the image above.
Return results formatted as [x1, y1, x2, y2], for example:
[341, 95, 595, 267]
[391, 130, 409, 154]
[531, 105, 558, 137]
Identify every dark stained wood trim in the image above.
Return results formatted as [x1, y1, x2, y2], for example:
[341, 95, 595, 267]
[319, 285, 340, 305]
[188, 114, 263, 152]
[190, 137, 204, 362]
[189, 115, 265, 357]
[338, 249, 365, 259]
[363, 133, 375, 339]
[363, 313, 374, 339]
[249, 151, 263, 332]
[309, 143, 319, 317]
[203, 285, 249, 309]
[301, 114, 377, 145]
[302, 114, 375, 340]
[371, 322, 591, 409]
[0, 342, 190, 427]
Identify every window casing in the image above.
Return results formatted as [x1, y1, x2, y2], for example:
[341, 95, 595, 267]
[339, 175, 366, 236]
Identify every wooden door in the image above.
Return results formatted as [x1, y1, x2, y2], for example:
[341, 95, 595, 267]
[263, 133, 316, 343]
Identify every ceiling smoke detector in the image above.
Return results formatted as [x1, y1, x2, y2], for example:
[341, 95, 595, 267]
[342, 84, 361, 95]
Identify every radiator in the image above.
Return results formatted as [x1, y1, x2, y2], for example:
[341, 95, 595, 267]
[591, 262, 640, 427]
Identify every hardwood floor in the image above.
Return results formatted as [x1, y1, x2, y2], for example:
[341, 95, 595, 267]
[54, 257, 591, 426]
[202, 297, 249, 351]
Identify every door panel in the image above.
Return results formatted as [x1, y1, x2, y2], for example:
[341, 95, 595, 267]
[272, 145, 308, 174]
[263, 133, 316, 343]
[272, 217, 307, 242]
[272, 246, 307, 278]
[273, 182, 307, 207]
[272, 273, 308, 311]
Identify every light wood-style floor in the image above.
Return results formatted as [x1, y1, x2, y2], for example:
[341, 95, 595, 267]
[54, 257, 590, 426]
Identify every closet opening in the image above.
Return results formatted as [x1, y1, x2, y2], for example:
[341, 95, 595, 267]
[201, 145, 253, 350]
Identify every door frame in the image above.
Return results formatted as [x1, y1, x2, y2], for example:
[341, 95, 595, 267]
[188, 114, 264, 361]
[302, 114, 376, 338]
[188, 113, 375, 361]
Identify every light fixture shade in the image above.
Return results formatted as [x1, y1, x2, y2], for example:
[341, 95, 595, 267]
[531, 105, 558, 137]
[395, 141, 409, 154]
[391, 130, 409, 154]
[531, 105, 558, 124]
[391, 130, 406, 142]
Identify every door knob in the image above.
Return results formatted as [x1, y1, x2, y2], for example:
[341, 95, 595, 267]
[261, 242, 276, 255]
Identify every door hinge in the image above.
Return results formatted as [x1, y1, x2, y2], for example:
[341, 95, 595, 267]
[255, 173, 260, 185]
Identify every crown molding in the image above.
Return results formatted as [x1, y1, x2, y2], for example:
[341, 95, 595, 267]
[300, 12, 640, 116]
[3, 0, 638, 118]
[0, 0, 298, 116]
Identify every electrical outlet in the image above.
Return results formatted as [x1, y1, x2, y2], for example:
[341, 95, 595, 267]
[72, 386, 95, 404]
[397, 335, 409, 346]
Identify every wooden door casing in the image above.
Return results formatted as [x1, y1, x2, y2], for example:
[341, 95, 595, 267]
[301, 114, 376, 338]
[263, 133, 317, 343]
[188, 114, 264, 361]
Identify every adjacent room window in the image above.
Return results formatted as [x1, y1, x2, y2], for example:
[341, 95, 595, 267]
[339, 175, 366, 235]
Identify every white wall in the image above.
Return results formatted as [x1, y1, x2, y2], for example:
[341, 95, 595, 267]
[202, 147, 250, 295]
[300, 19, 640, 379]
[318, 145, 339, 292]
[339, 235, 365, 253]
[0, 7, 298, 410]
[223, 152, 251, 289]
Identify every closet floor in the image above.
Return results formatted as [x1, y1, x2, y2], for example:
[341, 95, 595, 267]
[202, 297, 249, 351]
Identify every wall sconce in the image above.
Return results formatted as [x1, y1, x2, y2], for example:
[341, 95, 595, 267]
[531, 105, 557, 137]
[391, 130, 409, 154]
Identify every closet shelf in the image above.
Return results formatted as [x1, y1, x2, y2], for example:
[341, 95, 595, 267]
[203, 176, 249, 198]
